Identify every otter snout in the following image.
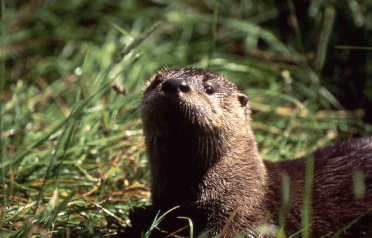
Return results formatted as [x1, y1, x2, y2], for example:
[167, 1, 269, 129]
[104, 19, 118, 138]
[161, 78, 190, 94]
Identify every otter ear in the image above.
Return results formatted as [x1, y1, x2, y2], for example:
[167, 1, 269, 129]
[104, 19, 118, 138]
[238, 93, 249, 107]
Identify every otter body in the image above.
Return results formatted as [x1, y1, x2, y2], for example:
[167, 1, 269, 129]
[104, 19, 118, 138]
[137, 68, 372, 237]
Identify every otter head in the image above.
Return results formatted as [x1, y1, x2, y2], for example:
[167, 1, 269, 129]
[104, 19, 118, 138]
[141, 68, 250, 139]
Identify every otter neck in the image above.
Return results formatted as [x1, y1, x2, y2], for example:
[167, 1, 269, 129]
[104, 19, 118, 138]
[147, 127, 266, 207]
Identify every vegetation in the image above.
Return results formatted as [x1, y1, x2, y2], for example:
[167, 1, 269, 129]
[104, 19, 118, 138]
[1, 0, 371, 237]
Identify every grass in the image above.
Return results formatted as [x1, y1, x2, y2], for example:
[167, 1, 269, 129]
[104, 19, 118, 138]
[1, 0, 372, 237]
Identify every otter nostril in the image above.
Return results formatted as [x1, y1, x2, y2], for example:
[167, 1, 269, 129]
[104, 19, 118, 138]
[161, 78, 189, 94]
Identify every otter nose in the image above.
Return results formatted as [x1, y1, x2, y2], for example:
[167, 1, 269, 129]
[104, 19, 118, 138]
[161, 78, 190, 93]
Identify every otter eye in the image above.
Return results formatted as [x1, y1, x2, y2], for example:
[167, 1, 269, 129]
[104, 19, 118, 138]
[204, 86, 215, 95]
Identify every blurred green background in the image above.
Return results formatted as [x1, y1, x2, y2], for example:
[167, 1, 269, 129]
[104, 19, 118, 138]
[1, 0, 372, 237]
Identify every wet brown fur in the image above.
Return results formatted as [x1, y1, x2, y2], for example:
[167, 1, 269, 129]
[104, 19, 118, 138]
[138, 68, 372, 237]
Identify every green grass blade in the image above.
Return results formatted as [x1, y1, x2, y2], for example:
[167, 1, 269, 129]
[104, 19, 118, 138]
[144, 206, 180, 238]
[207, 0, 219, 70]
[177, 216, 194, 238]
[301, 156, 314, 238]
[45, 191, 75, 230]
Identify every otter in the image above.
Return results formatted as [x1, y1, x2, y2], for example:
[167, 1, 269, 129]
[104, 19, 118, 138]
[126, 68, 372, 237]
